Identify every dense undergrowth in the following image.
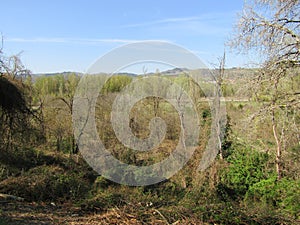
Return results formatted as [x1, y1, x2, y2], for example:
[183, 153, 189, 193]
[0, 136, 299, 224]
[0, 66, 299, 224]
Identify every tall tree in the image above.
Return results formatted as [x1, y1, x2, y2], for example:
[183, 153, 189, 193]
[0, 42, 38, 151]
[231, 0, 300, 180]
[56, 73, 80, 154]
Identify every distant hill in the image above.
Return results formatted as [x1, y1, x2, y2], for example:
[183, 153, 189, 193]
[32, 67, 257, 82]
[33, 71, 83, 77]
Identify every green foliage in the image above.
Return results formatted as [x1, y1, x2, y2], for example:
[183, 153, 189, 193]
[246, 177, 300, 218]
[245, 175, 277, 204]
[33, 73, 80, 101]
[0, 58, 299, 223]
[221, 82, 235, 97]
[173, 74, 205, 98]
[277, 179, 300, 218]
[220, 146, 269, 197]
[201, 108, 211, 120]
[102, 75, 132, 93]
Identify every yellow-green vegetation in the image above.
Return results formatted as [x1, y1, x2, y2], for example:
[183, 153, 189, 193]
[0, 69, 299, 224]
[0, 0, 299, 223]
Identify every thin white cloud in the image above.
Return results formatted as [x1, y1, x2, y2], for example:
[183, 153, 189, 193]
[6, 37, 170, 45]
[123, 16, 202, 28]
[7, 37, 67, 43]
[122, 12, 235, 29]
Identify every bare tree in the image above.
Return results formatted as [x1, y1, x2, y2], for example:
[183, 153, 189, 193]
[231, 0, 300, 180]
[0, 40, 39, 151]
[232, 0, 299, 65]
[56, 73, 80, 154]
[214, 52, 226, 160]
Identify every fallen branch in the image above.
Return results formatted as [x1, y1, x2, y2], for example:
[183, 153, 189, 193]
[0, 193, 24, 202]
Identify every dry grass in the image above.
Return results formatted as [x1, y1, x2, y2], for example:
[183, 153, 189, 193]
[0, 202, 209, 225]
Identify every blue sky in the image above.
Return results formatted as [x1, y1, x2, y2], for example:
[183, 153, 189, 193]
[1, 0, 255, 73]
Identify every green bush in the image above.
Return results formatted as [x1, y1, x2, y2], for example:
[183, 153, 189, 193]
[246, 177, 300, 218]
[220, 146, 269, 198]
[245, 175, 277, 205]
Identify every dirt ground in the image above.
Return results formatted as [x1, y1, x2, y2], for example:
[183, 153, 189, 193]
[0, 202, 143, 225]
[0, 202, 202, 225]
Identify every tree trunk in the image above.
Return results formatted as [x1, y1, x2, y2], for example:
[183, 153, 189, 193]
[272, 110, 282, 180]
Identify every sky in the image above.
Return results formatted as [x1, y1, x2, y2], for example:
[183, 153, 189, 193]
[0, 0, 256, 74]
